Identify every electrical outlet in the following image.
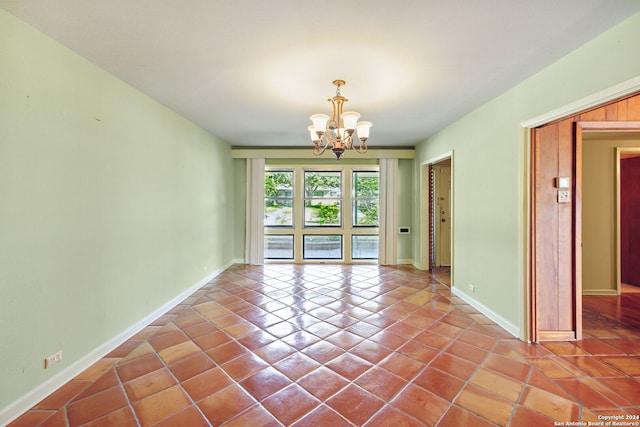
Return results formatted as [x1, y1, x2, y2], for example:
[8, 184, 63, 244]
[468, 284, 475, 293]
[44, 350, 62, 369]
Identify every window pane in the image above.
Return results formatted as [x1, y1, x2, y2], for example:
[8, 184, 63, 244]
[353, 171, 379, 226]
[304, 235, 342, 259]
[305, 200, 341, 226]
[354, 172, 379, 198]
[353, 199, 379, 226]
[305, 171, 341, 198]
[265, 171, 293, 227]
[304, 171, 342, 227]
[265, 199, 293, 226]
[352, 235, 379, 260]
[264, 235, 294, 259]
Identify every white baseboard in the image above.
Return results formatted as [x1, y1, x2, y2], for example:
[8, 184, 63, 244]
[411, 260, 428, 270]
[451, 286, 520, 339]
[397, 258, 414, 265]
[0, 261, 233, 427]
[233, 258, 246, 264]
[582, 289, 618, 296]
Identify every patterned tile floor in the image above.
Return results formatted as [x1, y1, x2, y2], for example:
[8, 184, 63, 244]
[8, 264, 640, 426]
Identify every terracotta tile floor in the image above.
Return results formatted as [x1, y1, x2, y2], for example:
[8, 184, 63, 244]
[9, 264, 640, 426]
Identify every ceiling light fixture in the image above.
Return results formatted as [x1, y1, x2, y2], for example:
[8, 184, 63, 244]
[308, 80, 372, 160]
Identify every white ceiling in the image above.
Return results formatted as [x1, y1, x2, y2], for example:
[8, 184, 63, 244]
[2, 1, 640, 148]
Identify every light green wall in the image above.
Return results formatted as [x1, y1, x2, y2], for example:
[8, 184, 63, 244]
[397, 159, 413, 262]
[414, 11, 640, 336]
[582, 137, 640, 294]
[0, 9, 234, 410]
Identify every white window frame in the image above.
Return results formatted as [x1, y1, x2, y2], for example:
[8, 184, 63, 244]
[264, 164, 379, 264]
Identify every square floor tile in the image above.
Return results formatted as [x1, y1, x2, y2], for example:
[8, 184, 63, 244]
[301, 340, 345, 364]
[326, 384, 384, 425]
[369, 330, 407, 350]
[197, 384, 256, 425]
[455, 384, 514, 426]
[124, 368, 177, 403]
[132, 385, 191, 427]
[391, 384, 449, 426]
[182, 367, 233, 401]
[378, 353, 424, 380]
[240, 367, 293, 401]
[274, 353, 321, 381]
[298, 367, 349, 401]
[413, 367, 464, 401]
[221, 353, 269, 381]
[326, 353, 372, 381]
[68, 386, 129, 426]
[291, 405, 352, 427]
[355, 366, 407, 401]
[262, 384, 320, 425]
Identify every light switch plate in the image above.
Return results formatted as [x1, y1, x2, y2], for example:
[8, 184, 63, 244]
[558, 190, 570, 203]
[557, 177, 570, 189]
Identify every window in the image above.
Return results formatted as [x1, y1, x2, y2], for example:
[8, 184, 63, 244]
[352, 235, 379, 259]
[264, 165, 378, 263]
[304, 235, 342, 259]
[353, 171, 379, 226]
[264, 171, 293, 226]
[264, 235, 294, 259]
[304, 171, 342, 227]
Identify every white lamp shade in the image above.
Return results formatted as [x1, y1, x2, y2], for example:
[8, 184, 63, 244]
[308, 125, 318, 141]
[356, 121, 372, 139]
[341, 111, 360, 131]
[310, 114, 329, 132]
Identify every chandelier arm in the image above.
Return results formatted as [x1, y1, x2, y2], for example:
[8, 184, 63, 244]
[320, 133, 333, 149]
[343, 135, 354, 150]
[313, 140, 327, 156]
[355, 140, 368, 153]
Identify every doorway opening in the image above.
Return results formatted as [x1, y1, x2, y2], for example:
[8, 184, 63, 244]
[432, 159, 451, 269]
[580, 129, 640, 297]
[421, 153, 453, 286]
[619, 148, 640, 294]
[582, 139, 640, 331]
[528, 86, 640, 342]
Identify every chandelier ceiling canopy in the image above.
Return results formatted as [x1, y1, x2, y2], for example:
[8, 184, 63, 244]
[308, 80, 372, 160]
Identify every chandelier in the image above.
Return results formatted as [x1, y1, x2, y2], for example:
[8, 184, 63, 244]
[307, 80, 372, 160]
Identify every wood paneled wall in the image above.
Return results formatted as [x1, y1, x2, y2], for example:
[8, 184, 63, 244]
[531, 93, 640, 342]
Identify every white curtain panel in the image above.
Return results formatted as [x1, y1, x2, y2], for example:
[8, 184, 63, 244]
[245, 158, 265, 265]
[379, 158, 398, 265]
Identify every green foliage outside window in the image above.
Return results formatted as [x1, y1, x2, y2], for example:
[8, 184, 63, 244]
[316, 204, 340, 224]
[354, 173, 379, 225]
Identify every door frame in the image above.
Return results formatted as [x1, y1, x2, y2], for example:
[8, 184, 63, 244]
[528, 119, 640, 342]
[523, 76, 640, 342]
